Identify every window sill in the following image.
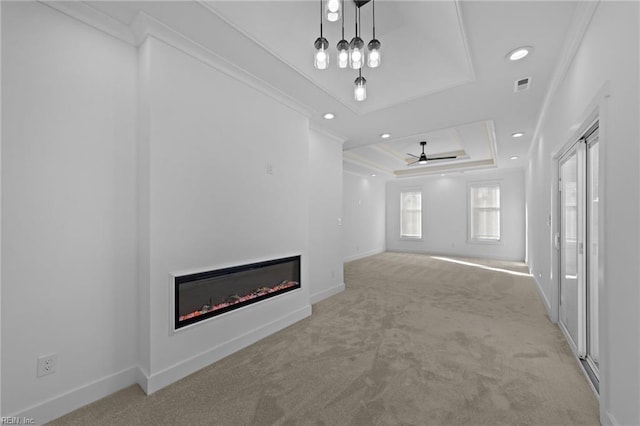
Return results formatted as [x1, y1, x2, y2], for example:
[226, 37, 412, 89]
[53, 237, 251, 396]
[400, 236, 423, 241]
[467, 239, 503, 245]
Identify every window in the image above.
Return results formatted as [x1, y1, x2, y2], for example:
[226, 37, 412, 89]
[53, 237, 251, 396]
[400, 191, 422, 238]
[469, 184, 501, 242]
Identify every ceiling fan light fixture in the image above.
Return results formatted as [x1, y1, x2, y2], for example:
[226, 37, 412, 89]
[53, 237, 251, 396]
[407, 140, 458, 166]
[511, 131, 524, 138]
[380, 133, 390, 139]
[323, 112, 335, 120]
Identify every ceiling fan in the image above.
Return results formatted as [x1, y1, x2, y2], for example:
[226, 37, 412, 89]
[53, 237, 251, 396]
[407, 141, 457, 165]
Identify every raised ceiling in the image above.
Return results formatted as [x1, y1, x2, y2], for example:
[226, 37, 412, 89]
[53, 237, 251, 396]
[204, 1, 475, 115]
[81, 0, 580, 177]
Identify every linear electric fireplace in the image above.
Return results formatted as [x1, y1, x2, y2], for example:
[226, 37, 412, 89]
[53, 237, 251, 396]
[174, 255, 301, 330]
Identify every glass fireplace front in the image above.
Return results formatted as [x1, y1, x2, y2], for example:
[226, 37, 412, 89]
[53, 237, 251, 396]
[174, 255, 301, 330]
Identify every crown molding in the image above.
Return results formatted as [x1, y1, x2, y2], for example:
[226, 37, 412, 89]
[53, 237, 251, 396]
[528, 1, 599, 159]
[39, 1, 135, 45]
[131, 11, 312, 119]
[393, 159, 496, 178]
[40, 1, 312, 119]
[309, 124, 347, 145]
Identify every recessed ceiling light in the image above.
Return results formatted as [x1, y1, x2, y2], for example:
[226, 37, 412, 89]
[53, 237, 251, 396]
[511, 132, 524, 138]
[371, 173, 377, 177]
[510, 156, 519, 160]
[380, 133, 391, 139]
[440, 174, 445, 177]
[323, 113, 335, 120]
[507, 46, 532, 61]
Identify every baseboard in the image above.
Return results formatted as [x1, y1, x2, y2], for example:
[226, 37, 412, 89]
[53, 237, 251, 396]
[140, 304, 312, 395]
[343, 248, 385, 263]
[604, 410, 620, 426]
[310, 283, 345, 305]
[386, 248, 524, 262]
[530, 272, 553, 320]
[11, 366, 139, 425]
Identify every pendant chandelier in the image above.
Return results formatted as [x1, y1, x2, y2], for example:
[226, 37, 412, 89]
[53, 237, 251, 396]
[313, 0, 382, 102]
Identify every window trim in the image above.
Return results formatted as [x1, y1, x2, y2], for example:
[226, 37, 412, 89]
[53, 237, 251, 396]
[467, 181, 502, 244]
[400, 188, 423, 240]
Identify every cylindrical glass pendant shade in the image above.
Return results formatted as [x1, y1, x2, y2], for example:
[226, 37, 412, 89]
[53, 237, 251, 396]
[367, 39, 381, 68]
[325, 0, 341, 22]
[354, 75, 367, 101]
[314, 37, 329, 69]
[349, 36, 364, 69]
[337, 39, 349, 68]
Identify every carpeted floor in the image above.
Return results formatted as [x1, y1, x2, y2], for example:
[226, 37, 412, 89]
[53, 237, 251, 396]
[49, 252, 600, 425]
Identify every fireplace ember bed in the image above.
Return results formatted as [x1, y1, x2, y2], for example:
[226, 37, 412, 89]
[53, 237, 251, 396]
[174, 255, 301, 330]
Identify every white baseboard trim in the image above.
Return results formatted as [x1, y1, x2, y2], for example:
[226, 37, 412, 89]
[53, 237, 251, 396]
[604, 410, 620, 426]
[11, 366, 139, 425]
[310, 283, 345, 305]
[530, 272, 553, 320]
[343, 248, 385, 263]
[386, 248, 524, 262]
[139, 304, 312, 395]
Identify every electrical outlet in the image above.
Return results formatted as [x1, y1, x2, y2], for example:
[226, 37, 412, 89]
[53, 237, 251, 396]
[37, 353, 57, 377]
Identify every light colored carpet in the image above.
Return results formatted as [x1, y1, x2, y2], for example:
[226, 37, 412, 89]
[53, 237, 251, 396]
[49, 252, 600, 425]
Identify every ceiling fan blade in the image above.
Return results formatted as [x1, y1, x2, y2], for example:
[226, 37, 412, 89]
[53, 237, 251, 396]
[406, 153, 420, 159]
[426, 156, 457, 161]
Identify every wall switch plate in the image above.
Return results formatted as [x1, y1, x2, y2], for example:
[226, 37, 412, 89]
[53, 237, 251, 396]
[37, 353, 57, 377]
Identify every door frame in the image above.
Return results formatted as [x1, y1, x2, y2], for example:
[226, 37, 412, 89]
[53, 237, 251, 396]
[552, 110, 604, 397]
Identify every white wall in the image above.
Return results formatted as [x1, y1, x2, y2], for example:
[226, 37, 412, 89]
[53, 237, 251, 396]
[308, 129, 344, 304]
[1, 1, 138, 419]
[138, 37, 311, 391]
[1, 2, 347, 421]
[386, 169, 525, 261]
[342, 172, 386, 262]
[526, 2, 639, 425]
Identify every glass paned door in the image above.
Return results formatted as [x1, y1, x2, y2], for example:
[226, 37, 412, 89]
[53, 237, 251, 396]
[559, 146, 585, 356]
[586, 131, 600, 375]
[558, 122, 600, 385]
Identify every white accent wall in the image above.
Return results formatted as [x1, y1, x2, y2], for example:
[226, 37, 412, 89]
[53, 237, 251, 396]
[1, 1, 138, 418]
[342, 172, 386, 262]
[526, 2, 639, 425]
[386, 169, 525, 261]
[137, 37, 311, 393]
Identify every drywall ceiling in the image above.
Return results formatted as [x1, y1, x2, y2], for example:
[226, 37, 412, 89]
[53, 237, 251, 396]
[84, 0, 579, 177]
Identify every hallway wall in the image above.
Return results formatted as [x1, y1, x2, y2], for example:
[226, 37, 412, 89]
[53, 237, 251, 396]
[342, 172, 386, 262]
[526, 2, 640, 424]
